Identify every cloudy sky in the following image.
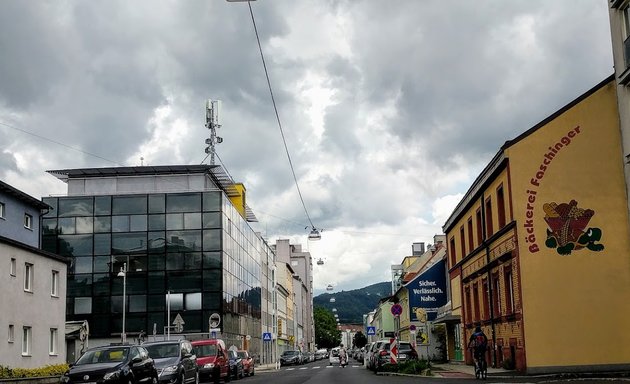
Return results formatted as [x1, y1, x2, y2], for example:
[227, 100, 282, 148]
[0, 1, 614, 294]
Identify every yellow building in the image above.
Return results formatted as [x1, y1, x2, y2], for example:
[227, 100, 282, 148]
[443, 76, 630, 374]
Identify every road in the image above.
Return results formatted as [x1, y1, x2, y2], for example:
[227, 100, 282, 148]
[225, 359, 630, 384]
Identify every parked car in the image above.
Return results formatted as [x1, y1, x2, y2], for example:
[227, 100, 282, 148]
[191, 339, 230, 384]
[328, 347, 340, 366]
[143, 339, 198, 384]
[279, 350, 302, 366]
[60, 344, 158, 384]
[314, 349, 328, 360]
[366, 340, 388, 371]
[227, 349, 244, 379]
[236, 350, 254, 376]
[374, 341, 418, 372]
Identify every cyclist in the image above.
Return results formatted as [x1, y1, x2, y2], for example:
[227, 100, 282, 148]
[468, 325, 488, 379]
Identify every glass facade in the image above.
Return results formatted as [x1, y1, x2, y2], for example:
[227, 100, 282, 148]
[42, 191, 262, 346]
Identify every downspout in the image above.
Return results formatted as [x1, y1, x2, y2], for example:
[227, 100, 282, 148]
[480, 193, 497, 368]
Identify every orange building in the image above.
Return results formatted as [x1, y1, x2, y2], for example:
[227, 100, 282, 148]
[443, 76, 630, 374]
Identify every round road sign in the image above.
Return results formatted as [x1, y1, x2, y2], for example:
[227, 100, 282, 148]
[391, 303, 403, 317]
[209, 313, 221, 328]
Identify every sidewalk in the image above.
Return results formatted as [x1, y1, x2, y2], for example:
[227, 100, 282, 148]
[431, 362, 509, 379]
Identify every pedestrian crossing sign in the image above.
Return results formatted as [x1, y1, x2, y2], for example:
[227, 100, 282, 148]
[263, 332, 272, 341]
[367, 326, 376, 336]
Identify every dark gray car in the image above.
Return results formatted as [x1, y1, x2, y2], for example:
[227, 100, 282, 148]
[143, 340, 198, 384]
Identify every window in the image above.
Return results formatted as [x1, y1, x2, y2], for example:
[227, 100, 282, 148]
[476, 209, 483, 244]
[505, 267, 515, 314]
[467, 218, 474, 251]
[22, 326, 32, 356]
[10, 258, 16, 276]
[493, 273, 501, 317]
[24, 263, 33, 292]
[49, 328, 58, 355]
[459, 226, 466, 258]
[51, 270, 59, 297]
[0, 202, 5, 218]
[623, 5, 630, 68]
[485, 198, 493, 237]
[472, 283, 480, 322]
[449, 237, 456, 268]
[497, 185, 506, 228]
[464, 288, 472, 324]
[8, 324, 14, 343]
[24, 213, 33, 229]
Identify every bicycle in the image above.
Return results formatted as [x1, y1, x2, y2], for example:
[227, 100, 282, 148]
[472, 349, 487, 380]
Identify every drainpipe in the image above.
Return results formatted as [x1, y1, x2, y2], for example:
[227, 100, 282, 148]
[480, 193, 497, 368]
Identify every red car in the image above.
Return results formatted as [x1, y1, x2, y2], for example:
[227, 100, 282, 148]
[236, 350, 254, 376]
[192, 339, 230, 383]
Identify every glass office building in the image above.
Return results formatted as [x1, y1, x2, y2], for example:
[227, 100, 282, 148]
[41, 166, 268, 354]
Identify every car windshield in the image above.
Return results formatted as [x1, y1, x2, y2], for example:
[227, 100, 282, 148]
[195, 344, 218, 357]
[145, 344, 180, 359]
[282, 351, 298, 356]
[237, 351, 248, 358]
[76, 348, 128, 365]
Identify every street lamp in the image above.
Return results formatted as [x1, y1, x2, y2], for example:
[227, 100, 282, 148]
[117, 263, 127, 344]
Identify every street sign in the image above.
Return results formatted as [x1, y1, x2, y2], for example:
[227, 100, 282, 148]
[409, 324, 417, 331]
[391, 304, 403, 317]
[209, 313, 221, 328]
[173, 313, 185, 333]
[262, 332, 272, 341]
[366, 326, 376, 336]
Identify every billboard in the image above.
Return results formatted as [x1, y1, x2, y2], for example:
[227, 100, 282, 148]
[406, 259, 448, 322]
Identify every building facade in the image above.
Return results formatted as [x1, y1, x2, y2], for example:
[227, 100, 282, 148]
[1, 180, 68, 368]
[41, 165, 272, 360]
[444, 77, 630, 373]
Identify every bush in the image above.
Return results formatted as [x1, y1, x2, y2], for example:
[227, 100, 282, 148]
[0, 363, 69, 379]
[378, 359, 431, 375]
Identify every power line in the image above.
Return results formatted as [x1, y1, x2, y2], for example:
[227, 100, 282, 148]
[0, 121, 123, 166]
[247, 2, 319, 233]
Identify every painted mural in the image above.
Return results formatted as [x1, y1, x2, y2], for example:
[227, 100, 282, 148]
[543, 200, 604, 255]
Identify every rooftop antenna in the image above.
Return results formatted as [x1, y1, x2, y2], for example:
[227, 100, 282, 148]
[205, 99, 223, 165]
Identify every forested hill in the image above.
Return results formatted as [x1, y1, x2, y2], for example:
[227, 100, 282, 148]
[313, 281, 391, 324]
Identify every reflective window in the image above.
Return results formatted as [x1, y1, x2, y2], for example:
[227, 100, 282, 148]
[166, 214, 183, 230]
[93, 256, 111, 273]
[148, 294, 165, 311]
[112, 216, 130, 232]
[166, 231, 202, 252]
[184, 213, 201, 229]
[112, 233, 146, 254]
[203, 269, 221, 291]
[128, 215, 146, 232]
[68, 274, 92, 296]
[167, 271, 201, 292]
[113, 196, 147, 215]
[59, 235, 92, 256]
[94, 234, 111, 255]
[42, 197, 57, 218]
[73, 257, 93, 274]
[94, 196, 112, 216]
[93, 296, 110, 314]
[75, 297, 92, 314]
[148, 272, 165, 294]
[58, 198, 93, 217]
[148, 194, 165, 214]
[167, 194, 200, 213]
[186, 293, 202, 310]
[148, 254, 165, 271]
[202, 213, 221, 229]
[148, 232, 166, 254]
[129, 295, 147, 312]
[203, 252, 222, 269]
[167, 293, 184, 310]
[42, 219, 58, 235]
[93, 274, 110, 296]
[148, 215, 165, 231]
[58, 218, 76, 234]
[76, 217, 93, 234]
[203, 229, 221, 251]
[203, 192, 221, 212]
[94, 217, 111, 232]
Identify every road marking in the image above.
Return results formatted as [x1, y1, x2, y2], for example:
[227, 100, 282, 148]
[299, 367, 308, 370]
[286, 368, 295, 371]
[325, 366, 334, 368]
[312, 366, 320, 369]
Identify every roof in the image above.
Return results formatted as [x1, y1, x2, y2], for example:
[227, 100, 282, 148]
[0, 235, 70, 264]
[47, 164, 258, 222]
[0, 180, 49, 209]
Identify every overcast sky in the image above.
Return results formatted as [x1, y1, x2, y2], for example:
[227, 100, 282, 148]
[0, 0, 614, 294]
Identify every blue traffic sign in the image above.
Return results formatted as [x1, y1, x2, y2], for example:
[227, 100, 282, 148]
[262, 332, 272, 341]
[366, 326, 376, 336]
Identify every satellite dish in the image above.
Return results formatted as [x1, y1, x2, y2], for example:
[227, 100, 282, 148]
[317, 258, 324, 265]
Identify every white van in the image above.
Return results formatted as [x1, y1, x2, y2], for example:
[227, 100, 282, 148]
[329, 347, 340, 365]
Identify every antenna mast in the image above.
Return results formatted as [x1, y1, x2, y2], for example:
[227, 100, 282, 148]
[205, 100, 223, 165]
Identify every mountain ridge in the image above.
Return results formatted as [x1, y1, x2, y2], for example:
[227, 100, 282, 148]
[313, 281, 391, 324]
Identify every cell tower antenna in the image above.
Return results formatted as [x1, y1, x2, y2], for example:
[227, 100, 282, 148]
[204, 100, 223, 165]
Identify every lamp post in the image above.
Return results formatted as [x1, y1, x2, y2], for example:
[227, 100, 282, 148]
[117, 263, 127, 344]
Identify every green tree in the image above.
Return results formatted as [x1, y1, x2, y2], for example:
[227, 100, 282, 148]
[314, 307, 340, 349]
[353, 331, 368, 348]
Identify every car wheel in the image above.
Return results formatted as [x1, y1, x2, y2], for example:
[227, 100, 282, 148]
[224, 369, 231, 383]
[151, 374, 158, 384]
[250, 367, 254, 377]
[195, 371, 199, 384]
[239, 368, 244, 379]
[180, 372, 186, 384]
